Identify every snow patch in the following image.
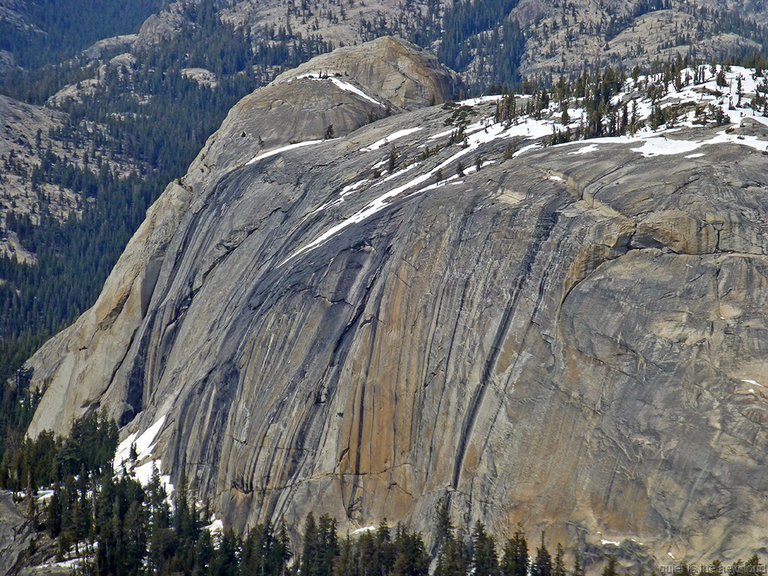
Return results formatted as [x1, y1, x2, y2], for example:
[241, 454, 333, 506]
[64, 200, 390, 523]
[284, 129, 489, 263]
[204, 517, 224, 537]
[293, 74, 383, 106]
[361, 128, 422, 152]
[569, 143, 599, 155]
[458, 95, 504, 106]
[49, 558, 85, 569]
[631, 137, 701, 157]
[114, 415, 166, 470]
[742, 379, 763, 387]
[329, 77, 384, 107]
[113, 415, 174, 496]
[36, 489, 55, 503]
[513, 143, 542, 157]
[246, 140, 324, 165]
[352, 525, 377, 535]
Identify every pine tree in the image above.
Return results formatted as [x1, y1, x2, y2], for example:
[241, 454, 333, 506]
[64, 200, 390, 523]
[392, 524, 429, 576]
[435, 526, 469, 576]
[471, 521, 499, 576]
[501, 529, 528, 576]
[211, 528, 240, 576]
[573, 551, 584, 576]
[194, 529, 214, 576]
[335, 534, 357, 576]
[602, 555, 618, 576]
[553, 544, 566, 576]
[532, 534, 552, 576]
[302, 512, 321, 576]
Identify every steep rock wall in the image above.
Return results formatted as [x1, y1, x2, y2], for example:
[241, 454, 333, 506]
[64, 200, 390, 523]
[24, 40, 768, 565]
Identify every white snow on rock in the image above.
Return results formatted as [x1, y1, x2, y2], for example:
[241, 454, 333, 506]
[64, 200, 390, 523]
[568, 143, 599, 155]
[247, 140, 324, 165]
[458, 95, 504, 106]
[285, 118, 510, 263]
[113, 415, 174, 496]
[631, 137, 701, 157]
[283, 63, 768, 265]
[361, 128, 422, 151]
[114, 414, 166, 470]
[204, 517, 224, 537]
[36, 489, 55, 503]
[293, 72, 383, 106]
[329, 77, 384, 107]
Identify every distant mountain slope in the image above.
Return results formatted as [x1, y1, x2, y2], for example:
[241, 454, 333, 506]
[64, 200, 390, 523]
[0, 0, 162, 71]
[511, 0, 768, 80]
[25, 38, 768, 564]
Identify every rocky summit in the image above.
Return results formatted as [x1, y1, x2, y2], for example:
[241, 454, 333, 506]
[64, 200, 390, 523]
[23, 37, 768, 565]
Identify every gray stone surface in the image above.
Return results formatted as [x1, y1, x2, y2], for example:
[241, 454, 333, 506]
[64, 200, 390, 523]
[24, 38, 768, 566]
[0, 491, 34, 576]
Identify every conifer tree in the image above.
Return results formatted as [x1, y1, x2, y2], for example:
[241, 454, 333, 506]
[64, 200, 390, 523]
[531, 533, 552, 576]
[392, 524, 429, 576]
[335, 533, 357, 576]
[471, 521, 499, 576]
[602, 555, 618, 576]
[501, 529, 529, 576]
[553, 544, 566, 576]
[573, 551, 584, 576]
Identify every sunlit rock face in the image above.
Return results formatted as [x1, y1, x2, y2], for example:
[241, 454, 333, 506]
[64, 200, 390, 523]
[26, 39, 768, 566]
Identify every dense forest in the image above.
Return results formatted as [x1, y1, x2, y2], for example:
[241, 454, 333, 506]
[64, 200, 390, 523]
[0, 0, 163, 69]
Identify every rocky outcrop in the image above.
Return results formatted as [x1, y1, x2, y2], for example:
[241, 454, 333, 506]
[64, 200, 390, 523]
[271, 37, 462, 110]
[0, 95, 77, 263]
[0, 491, 36, 576]
[24, 40, 768, 566]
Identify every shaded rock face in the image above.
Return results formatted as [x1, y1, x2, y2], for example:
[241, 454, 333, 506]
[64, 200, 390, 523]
[25, 39, 768, 565]
[0, 491, 35, 576]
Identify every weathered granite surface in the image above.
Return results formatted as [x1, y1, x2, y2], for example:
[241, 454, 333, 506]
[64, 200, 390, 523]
[0, 491, 35, 576]
[24, 37, 768, 565]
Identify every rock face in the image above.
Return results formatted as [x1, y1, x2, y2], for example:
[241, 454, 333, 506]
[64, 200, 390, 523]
[0, 94, 78, 263]
[24, 39, 768, 565]
[0, 491, 36, 576]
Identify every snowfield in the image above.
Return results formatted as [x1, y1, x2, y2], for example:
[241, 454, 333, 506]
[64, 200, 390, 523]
[114, 414, 174, 496]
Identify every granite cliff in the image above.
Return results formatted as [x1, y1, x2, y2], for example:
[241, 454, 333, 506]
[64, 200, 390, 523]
[23, 38, 768, 565]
